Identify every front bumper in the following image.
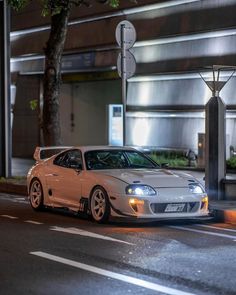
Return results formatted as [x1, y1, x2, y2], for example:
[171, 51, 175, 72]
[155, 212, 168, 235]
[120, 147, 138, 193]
[109, 192, 209, 219]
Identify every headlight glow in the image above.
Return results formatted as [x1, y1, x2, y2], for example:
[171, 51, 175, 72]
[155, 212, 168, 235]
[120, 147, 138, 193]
[189, 183, 204, 194]
[126, 184, 156, 196]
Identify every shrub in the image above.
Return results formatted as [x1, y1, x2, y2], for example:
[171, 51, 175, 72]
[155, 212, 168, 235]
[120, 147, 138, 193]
[148, 151, 188, 167]
[226, 156, 236, 169]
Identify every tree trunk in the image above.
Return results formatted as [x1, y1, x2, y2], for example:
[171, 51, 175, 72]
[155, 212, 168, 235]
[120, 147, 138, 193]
[42, 5, 70, 146]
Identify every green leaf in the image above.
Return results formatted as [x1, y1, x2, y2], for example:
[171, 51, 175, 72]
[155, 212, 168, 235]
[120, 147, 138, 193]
[7, 0, 30, 11]
[30, 99, 38, 111]
[108, 0, 119, 8]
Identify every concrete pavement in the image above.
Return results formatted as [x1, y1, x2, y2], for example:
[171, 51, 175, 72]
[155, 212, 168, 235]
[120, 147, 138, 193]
[0, 158, 235, 225]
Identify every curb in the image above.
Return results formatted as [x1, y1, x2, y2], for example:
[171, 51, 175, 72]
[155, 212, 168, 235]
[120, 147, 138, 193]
[212, 208, 236, 225]
[0, 183, 27, 196]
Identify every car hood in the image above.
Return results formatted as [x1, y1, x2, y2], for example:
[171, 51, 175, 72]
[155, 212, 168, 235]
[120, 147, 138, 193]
[95, 169, 193, 188]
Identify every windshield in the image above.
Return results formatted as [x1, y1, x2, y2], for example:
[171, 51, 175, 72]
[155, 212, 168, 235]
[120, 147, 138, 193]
[85, 150, 158, 170]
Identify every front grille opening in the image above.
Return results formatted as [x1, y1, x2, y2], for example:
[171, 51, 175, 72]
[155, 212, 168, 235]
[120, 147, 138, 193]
[150, 202, 200, 214]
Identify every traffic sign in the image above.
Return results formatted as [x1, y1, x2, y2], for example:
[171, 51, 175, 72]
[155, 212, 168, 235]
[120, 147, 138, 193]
[117, 51, 136, 79]
[115, 20, 136, 50]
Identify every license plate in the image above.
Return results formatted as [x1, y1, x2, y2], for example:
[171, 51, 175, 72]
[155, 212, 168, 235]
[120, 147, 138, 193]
[165, 203, 185, 212]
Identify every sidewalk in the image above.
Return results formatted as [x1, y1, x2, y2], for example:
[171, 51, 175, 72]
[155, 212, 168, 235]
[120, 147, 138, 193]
[0, 158, 235, 225]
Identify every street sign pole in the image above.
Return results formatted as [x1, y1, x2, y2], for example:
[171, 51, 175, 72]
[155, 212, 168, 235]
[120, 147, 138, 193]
[116, 20, 136, 147]
[121, 24, 126, 146]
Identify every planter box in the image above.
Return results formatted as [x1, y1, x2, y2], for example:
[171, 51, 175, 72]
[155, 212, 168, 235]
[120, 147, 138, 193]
[222, 178, 236, 201]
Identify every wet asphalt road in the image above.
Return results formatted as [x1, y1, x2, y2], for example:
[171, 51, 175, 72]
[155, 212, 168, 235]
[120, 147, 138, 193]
[0, 193, 236, 295]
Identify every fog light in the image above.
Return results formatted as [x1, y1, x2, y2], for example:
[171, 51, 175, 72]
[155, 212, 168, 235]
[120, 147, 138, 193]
[201, 196, 208, 209]
[129, 198, 144, 205]
[129, 198, 144, 212]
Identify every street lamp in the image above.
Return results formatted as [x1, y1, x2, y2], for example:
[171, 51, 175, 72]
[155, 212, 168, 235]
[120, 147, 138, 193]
[199, 65, 236, 200]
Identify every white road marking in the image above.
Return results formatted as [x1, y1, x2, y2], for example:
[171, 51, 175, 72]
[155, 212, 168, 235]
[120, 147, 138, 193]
[0, 194, 27, 204]
[1, 215, 18, 219]
[25, 220, 43, 225]
[11, 199, 28, 204]
[50, 226, 134, 245]
[169, 226, 236, 240]
[30, 251, 196, 295]
[196, 224, 236, 233]
[14, 197, 28, 204]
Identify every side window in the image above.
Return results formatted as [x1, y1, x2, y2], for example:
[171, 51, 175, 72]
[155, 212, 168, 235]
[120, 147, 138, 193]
[54, 150, 83, 169]
[67, 150, 83, 169]
[54, 152, 67, 167]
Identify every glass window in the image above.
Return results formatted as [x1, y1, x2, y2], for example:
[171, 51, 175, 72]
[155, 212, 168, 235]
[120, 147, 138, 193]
[40, 148, 68, 160]
[54, 150, 83, 169]
[85, 150, 157, 170]
[125, 151, 157, 168]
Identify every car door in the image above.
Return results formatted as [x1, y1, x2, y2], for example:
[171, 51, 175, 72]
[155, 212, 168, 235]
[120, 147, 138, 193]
[46, 149, 83, 208]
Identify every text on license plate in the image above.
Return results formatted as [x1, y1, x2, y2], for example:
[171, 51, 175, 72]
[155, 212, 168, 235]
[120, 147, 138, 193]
[165, 203, 185, 212]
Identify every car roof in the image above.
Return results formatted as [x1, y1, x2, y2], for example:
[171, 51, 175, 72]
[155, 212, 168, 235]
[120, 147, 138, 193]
[73, 146, 137, 153]
[35, 146, 140, 162]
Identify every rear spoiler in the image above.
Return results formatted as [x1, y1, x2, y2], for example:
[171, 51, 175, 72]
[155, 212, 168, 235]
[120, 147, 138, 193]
[33, 146, 72, 162]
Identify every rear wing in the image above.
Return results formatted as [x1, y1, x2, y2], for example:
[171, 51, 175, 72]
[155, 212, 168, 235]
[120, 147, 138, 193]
[33, 146, 72, 162]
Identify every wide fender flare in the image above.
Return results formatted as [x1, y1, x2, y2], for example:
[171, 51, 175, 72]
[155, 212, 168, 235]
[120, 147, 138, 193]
[84, 174, 128, 201]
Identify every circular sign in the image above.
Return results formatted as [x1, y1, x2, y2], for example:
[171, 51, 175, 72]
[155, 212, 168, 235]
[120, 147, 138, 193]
[117, 51, 136, 79]
[115, 20, 136, 50]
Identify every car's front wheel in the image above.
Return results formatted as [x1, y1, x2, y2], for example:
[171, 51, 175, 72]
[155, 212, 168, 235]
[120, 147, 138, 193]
[90, 186, 110, 223]
[29, 178, 44, 211]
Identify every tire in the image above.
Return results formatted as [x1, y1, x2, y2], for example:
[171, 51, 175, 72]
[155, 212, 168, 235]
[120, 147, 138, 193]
[29, 178, 44, 211]
[90, 186, 110, 223]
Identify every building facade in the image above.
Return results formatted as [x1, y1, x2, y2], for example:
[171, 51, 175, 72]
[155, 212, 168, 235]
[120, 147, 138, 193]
[10, 0, 236, 158]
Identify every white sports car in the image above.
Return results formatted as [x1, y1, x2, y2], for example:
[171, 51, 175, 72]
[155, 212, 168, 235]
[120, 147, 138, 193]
[27, 146, 209, 223]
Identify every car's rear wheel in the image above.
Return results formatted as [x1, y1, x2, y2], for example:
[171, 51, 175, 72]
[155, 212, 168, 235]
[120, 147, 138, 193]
[90, 186, 110, 223]
[29, 178, 44, 211]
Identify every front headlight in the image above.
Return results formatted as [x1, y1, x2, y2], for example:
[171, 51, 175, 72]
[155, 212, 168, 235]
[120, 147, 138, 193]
[126, 184, 156, 196]
[189, 183, 204, 194]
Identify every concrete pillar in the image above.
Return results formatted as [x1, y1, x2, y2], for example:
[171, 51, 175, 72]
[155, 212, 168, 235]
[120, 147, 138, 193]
[205, 96, 226, 200]
[0, 0, 11, 177]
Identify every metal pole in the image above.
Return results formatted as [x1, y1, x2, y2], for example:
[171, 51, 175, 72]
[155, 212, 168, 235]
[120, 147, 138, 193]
[0, 0, 11, 177]
[4, 0, 11, 177]
[121, 24, 126, 146]
[205, 95, 226, 200]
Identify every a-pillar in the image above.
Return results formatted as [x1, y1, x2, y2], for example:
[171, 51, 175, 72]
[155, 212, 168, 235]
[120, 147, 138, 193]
[205, 96, 226, 200]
